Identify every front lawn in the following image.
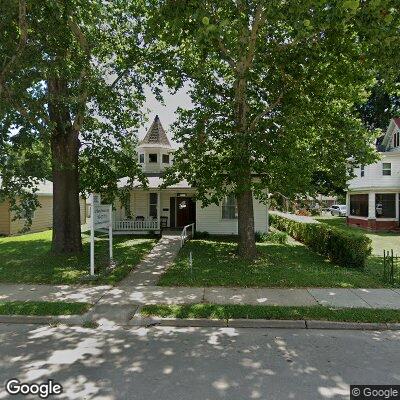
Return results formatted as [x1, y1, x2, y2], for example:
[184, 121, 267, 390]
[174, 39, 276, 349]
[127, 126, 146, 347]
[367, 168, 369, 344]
[158, 238, 388, 288]
[316, 216, 400, 256]
[0, 230, 157, 285]
[141, 304, 400, 323]
[0, 301, 91, 316]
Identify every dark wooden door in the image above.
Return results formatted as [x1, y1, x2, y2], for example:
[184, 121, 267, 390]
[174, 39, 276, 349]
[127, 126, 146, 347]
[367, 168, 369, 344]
[176, 197, 195, 227]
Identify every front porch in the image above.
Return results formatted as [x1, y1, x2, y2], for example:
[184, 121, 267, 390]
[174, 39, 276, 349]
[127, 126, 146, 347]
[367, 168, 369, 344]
[112, 187, 196, 234]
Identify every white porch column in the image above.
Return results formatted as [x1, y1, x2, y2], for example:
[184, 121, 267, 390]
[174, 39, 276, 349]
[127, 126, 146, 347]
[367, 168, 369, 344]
[368, 191, 375, 219]
[396, 193, 399, 221]
[157, 190, 161, 229]
[346, 192, 350, 216]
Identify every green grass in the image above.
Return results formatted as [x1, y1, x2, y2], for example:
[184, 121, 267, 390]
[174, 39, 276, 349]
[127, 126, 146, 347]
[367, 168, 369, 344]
[141, 304, 400, 323]
[0, 301, 91, 316]
[0, 230, 157, 284]
[158, 238, 388, 288]
[316, 216, 400, 256]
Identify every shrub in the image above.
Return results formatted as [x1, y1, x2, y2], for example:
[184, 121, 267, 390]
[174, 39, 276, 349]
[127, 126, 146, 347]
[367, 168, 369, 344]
[194, 231, 210, 239]
[269, 214, 371, 269]
[255, 231, 288, 244]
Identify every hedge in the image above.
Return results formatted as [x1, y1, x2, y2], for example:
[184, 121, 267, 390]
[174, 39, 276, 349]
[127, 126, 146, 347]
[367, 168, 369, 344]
[269, 214, 372, 269]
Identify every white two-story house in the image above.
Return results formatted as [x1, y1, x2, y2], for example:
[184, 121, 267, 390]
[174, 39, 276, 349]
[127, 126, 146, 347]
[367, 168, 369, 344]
[112, 115, 269, 235]
[346, 118, 400, 231]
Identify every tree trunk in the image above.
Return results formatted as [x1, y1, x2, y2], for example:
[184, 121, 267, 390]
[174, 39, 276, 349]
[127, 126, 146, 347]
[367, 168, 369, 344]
[237, 189, 257, 259]
[234, 74, 257, 259]
[48, 77, 82, 254]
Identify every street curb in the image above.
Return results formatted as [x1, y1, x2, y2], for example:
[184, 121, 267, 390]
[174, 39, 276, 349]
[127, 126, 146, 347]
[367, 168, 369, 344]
[1, 314, 399, 331]
[0, 314, 84, 325]
[305, 320, 389, 330]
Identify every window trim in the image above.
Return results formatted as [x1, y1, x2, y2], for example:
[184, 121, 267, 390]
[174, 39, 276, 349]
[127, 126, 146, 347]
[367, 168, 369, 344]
[149, 192, 158, 219]
[139, 153, 144, 163]
[148, 153, 158, 163]
[349, 194, 369, 217]
[221, 195, 238, 220]
[162, 154, 170, 164]
[360, 165, 365, 177]
[382, 162, 391, 176]
[375, 193, 396, 219]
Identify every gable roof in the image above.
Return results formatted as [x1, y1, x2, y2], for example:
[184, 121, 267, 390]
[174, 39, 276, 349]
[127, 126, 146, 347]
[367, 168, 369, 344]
[380, 118, 400, 151]
[139, 115, 171, 147]
[0, 178, 53, 195]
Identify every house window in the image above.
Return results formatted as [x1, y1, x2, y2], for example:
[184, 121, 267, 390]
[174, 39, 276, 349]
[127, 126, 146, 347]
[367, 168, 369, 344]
[360, 165, 365, 177]
[382, 162, 391, 176]
[162, 154, 170, 164]
[394, 131, 400, 148]
[350, 194, 368, 217]
[139, 154, 144, 163]
[149, 193, 158, 218]
[149, 153, 157, 163]
[222, 195, 238, 219]
[375, 194, 396, 218]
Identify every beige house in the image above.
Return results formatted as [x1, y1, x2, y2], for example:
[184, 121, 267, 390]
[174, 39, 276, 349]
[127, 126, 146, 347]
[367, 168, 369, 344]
[0, 180, 86, 236]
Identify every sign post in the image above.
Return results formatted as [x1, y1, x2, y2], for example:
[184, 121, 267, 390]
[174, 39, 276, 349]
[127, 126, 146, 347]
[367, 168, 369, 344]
[90, 194, 113, 276]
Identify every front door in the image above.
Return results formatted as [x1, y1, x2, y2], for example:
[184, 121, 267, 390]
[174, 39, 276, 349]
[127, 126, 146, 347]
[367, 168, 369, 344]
[176, 197, 195, 227]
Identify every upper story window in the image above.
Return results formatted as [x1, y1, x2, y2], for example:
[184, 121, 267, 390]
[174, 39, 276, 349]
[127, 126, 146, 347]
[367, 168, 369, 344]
[360, 165, 365, 177]
[149, 153, 158, 163]
[393, 131, 400, 148]
[139, 154, 144, 163]
[382, 162, 391, 176]
[162, 154, 170, 164]
[222, 195, 238, 219]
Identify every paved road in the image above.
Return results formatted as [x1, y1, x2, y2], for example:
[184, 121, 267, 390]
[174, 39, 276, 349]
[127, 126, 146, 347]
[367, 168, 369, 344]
[0, 324, 399, 400]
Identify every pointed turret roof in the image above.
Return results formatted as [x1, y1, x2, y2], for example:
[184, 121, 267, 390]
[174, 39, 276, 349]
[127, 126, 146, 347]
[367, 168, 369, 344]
[139, 115, 171, 147]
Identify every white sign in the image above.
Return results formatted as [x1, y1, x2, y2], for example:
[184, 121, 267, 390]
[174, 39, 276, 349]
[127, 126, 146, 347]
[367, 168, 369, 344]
[93, 205, 111, 229]
[90, 197, 113, 276]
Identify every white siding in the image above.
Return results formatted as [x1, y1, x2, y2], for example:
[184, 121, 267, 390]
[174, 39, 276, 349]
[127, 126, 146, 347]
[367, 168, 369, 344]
[133, 191, 149, 218]
[196, 196, 268, 234]
[348, 153, 400, 191]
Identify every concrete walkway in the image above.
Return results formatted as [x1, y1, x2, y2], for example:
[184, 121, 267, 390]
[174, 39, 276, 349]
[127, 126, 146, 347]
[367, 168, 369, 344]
[4, 283, 400, 310]
[118, 233, 182, 287]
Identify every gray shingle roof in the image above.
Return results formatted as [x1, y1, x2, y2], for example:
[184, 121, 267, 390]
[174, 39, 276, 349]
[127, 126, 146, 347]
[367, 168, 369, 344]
[139, 115, 171, 147]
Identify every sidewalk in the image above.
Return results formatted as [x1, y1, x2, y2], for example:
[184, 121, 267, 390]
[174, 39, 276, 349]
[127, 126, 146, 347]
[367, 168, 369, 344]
[2, 283, 400, 309]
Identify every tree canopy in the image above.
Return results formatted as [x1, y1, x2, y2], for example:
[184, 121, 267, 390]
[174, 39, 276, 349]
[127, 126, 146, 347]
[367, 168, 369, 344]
[154, 0, 398, 257]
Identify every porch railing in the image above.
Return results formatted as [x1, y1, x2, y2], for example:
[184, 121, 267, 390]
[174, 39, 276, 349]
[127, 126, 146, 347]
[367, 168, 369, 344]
[113, 219, 159, 231]
[180, 223, 195, 248]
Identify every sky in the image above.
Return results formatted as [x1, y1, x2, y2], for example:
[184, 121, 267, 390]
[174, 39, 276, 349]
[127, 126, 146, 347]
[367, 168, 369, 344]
[138, 84, 193, 146]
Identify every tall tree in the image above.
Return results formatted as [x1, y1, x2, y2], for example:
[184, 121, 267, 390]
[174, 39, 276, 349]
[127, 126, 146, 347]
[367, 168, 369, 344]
[156, 0, 395, 258]
[0, 0, 156, 252]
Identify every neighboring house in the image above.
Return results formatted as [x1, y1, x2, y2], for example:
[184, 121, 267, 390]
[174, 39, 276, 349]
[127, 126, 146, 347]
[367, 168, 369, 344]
[112, 115, 269, 235]
[346, 118, 400, 231]
[0, 180, 87, 235]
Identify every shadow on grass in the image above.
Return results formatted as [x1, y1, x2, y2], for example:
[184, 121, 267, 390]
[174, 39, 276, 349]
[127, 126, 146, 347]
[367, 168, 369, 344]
[0, 231, 157, 285]
[158, 239, 389, 288]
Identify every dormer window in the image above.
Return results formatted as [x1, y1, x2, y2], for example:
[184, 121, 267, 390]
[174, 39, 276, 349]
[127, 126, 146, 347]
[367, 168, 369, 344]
[162, 154, 170, 164]
[139, 154, 144, 163]
[149, 154, 157, 163]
